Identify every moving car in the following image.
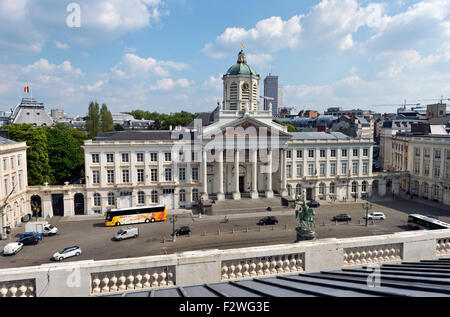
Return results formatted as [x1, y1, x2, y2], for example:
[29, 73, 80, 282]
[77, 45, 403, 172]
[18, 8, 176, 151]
[42, 224, 58, 236]
[18, 235, 40, 245]
[333, 214, 352, 222]
[307, 201, 320, 208]
[3, 242, 23, 255]
[258, 216, 279, 226]
[172, 226, 191, 237]
[52, 246, 82, 261]
[364, 212, 386, 220]
[20, 232, 43, 240]
[113, 227, 139, 241]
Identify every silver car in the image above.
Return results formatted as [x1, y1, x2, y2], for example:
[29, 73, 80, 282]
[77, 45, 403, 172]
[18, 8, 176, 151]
[52, 246, 82, 261]
[114, 227, 139, 241]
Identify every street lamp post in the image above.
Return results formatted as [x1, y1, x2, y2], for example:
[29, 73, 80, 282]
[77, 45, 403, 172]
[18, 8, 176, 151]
[170, 215, 178, 242]
[362, 202, 372, 227]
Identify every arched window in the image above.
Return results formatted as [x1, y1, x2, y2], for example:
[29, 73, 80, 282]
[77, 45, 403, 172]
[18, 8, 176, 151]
[151, 190, 158, 204]
[138, 191, 145, 205]
[319, 183, 326, 195]
[107, 192, 115, 206]
[361, 181, 368, 192]
[93, 193, 101, 207]
[295, 184, 302, 196]
[351, 182, 358, 193]
[179, 189, 186, 202]
[423, 183, 429, 194]
[192, 189, 199, 202]
[287, 185, 292, 197]
[433, 185, 440, 197]
[329, 182, 336, 194]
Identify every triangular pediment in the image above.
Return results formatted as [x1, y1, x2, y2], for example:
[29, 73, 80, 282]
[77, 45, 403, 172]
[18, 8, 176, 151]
[203, 116, 291, 139]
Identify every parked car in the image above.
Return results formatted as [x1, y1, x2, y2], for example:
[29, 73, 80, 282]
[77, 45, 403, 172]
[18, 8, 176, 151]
[18, 236, 40, 245]
[20, 232, 43, 240]
[307, 201, 320, 208]
[113, 227, 139, 241]
[333, 214, 352, 222]
[258, 216, 279, 226]
[3, 242, 23, 255]
[172, 226, 191, 237]
[364, 212, 386, 220]
[52, 246, 82, 261]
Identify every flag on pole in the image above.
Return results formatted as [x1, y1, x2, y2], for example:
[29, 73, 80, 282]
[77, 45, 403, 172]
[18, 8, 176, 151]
[24, 86, 30, 93]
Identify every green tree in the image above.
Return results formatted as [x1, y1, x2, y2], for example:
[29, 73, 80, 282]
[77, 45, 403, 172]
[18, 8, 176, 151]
[46, 123, 85, 184]
[86, 101, 100, 138]
[4, 124, 52, 185]
[100, 104, 114, 133]
[274, 120, 300, 132]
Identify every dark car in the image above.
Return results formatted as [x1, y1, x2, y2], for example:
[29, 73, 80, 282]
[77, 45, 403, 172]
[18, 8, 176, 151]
[172, 226, 191, 237]
[258, 216, 279, 226]
[18, 236, 39, 246]
[333, 214, 352, 222]
[20, 232, 43, 241]
[307, 201, 320, 208]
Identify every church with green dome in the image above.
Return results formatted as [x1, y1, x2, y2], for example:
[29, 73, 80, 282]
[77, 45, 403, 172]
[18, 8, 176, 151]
[222, 49, 261, 112]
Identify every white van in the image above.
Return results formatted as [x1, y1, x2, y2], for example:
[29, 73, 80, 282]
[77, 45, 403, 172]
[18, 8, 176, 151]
[113, 227, 139, 241]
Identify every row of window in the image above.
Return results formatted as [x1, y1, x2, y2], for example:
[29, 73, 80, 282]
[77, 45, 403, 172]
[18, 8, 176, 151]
[92, 167, 200, 184]
[413, 160, 450, 178]
[414, 147, 450, 160]
[286, 148, 370, 159]
[92, 189, 200, 207]
[286, 161, 370, 177]
[288, 181, 370, 196]
[92, 152, 200, 164]
[2, 154, 22, 173]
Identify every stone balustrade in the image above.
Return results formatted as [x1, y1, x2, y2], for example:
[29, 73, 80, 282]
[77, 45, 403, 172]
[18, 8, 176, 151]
[0, 279, 35, 297]
[0, 229, 449, 297]
[343, 244, 402, 267]
[436, 238, 450, 256]
[91, 267, 175, 295]
[221, 253, 304, 281]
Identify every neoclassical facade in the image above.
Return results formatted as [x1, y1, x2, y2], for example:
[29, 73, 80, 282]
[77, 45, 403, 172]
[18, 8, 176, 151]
[0, 137, 28, 229]
[80, 50, 376, 214]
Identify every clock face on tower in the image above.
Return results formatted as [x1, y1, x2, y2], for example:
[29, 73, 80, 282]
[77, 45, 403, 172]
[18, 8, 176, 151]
[242, 82, 250, 91]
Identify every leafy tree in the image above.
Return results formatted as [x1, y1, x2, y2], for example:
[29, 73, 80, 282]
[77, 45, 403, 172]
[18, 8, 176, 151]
[274, 120, 300, 132]
[129, 110, 197, 130]
[86, 101, 100, 138]
[46, 123, 85, 184]
[4, 124, 52, 186]
[100, 103, 114, 132]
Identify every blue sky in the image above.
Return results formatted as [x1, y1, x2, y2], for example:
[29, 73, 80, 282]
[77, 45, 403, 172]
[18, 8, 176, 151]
[0, 0, 449, 116]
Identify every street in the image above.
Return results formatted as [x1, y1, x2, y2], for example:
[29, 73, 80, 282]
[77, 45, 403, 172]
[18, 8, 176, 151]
[1, 198, 449, 269]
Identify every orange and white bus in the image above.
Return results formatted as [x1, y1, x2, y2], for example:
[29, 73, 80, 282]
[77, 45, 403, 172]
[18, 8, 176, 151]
[105, 205, 167, 227]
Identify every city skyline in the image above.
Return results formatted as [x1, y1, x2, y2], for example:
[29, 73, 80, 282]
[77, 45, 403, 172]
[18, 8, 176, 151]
[0, 0, 449, 116]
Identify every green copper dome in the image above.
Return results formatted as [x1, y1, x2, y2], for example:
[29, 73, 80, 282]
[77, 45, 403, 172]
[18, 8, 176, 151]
[226, 50, 258, 76]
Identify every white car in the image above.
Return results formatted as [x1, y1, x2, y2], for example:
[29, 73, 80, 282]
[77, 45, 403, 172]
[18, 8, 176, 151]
[43, 224, 58, 236]
[3, 242, 24, 255]
[52, 246, 82, 261]
[366, 212, 386, 220]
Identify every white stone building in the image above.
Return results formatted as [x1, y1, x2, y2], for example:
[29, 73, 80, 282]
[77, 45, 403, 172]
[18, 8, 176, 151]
[80, 50, 376, 214]
[0, 137, 28, 230]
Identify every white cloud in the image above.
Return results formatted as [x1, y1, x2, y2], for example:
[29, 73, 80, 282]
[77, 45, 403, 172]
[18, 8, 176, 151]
[54, 41, 70, 50]
[110, 53, 188, 80]
[149, 78, 192, 91]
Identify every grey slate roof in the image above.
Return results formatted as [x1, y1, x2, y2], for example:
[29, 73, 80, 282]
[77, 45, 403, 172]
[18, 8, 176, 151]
[101, 258, 450, 297]
[289, 132, 351, 140]
[0, 136, 15, 145]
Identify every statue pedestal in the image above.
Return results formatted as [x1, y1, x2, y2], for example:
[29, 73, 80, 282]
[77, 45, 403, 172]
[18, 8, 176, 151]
[295, 227, 316, 242]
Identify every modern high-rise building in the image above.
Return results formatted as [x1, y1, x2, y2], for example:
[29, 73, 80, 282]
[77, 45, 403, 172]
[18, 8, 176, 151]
[263, 74, 283, 116]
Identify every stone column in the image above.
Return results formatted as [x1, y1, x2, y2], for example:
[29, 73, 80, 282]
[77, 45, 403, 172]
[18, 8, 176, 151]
[266, 149, 274, 198]
[201, 150, 209, 200]
[251, 149, 258, 199]
[217, 150, 225, 201]
[233, 149, 241, 200]
[379, 180, 387, 197]
[280, 149, 288, 197]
